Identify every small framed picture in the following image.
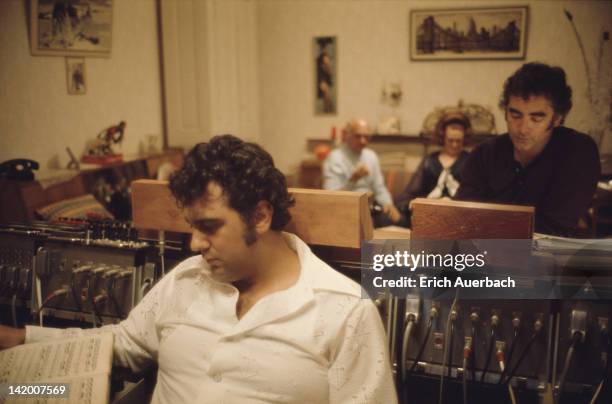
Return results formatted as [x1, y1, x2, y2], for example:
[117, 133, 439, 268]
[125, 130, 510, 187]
[66, 57, 86, 94]
[314, 36, 337, 115]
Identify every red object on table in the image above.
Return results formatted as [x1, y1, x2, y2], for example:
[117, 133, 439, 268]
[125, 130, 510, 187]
[80, 154, 123, 165]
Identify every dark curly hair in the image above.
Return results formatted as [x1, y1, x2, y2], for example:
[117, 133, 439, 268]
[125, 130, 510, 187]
[168, 135, 294, 231]
[500, 62, 572, 122]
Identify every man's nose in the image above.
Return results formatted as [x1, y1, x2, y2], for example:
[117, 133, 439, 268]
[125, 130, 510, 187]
[518, 118, 532, 135]
[190, 230, 211, 253]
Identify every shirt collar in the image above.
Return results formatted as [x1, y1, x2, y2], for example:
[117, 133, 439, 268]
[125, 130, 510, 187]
[287, 232, 362, 298]
[174, 232, 361, 335]
[341, 143, 363, 159]
[224, 233, 315, 335]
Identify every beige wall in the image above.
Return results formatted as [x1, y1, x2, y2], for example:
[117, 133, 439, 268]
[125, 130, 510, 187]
[0, 0, 163, 170]
[1, 0, 610, 176]
[257, 0, 612, 173]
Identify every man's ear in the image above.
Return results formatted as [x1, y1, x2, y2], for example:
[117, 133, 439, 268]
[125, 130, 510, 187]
[252, 201, 273, 233]
[552, 114, 563, 128]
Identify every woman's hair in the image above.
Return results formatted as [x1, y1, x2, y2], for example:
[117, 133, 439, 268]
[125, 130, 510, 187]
[435, 111, 471, 145]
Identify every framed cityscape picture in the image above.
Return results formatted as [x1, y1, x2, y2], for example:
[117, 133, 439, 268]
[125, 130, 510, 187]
[410, 6, 528, 60]
[30, 0, 113, 57]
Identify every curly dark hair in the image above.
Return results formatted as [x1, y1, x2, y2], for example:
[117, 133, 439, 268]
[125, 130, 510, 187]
[168, 135, 294, 231]
[499, 62, 573, 121]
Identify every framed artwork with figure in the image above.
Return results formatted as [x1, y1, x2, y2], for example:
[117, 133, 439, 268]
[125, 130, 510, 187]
[314, 36, 337, 115]
[66, 57, 86, 94]
[30, 0, 113, 57]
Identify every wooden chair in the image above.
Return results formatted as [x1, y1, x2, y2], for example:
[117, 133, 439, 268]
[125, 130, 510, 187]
[411, 198, 534, 240]
[131, 180, 373, 249]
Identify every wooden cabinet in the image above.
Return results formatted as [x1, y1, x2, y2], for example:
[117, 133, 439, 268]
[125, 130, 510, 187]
[0, 149, 184, 223]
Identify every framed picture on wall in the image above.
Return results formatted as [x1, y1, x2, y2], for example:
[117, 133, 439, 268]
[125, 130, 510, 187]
[314, 36, 337, 115]
[410, 6, 528, 60]
[30, 0, 113, 57]
[66, 57, 86, 94]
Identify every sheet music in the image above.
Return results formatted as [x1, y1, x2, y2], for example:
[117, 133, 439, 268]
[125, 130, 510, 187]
[533, 232, 612, 251]
[0, 333, 113, 404]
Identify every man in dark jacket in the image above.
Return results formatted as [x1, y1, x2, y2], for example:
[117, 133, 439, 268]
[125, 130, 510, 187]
[455, 63, 600, 236]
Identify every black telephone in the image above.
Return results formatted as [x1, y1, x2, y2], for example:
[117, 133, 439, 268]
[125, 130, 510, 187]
[0, 159, 40, 181]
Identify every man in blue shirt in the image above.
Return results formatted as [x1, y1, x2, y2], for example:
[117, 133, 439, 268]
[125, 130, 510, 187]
[323, 118, 401, 226]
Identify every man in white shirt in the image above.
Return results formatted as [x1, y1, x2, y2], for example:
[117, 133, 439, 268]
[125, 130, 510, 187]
[0, 135, 397, 403]
[323, 118, 401, 227]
